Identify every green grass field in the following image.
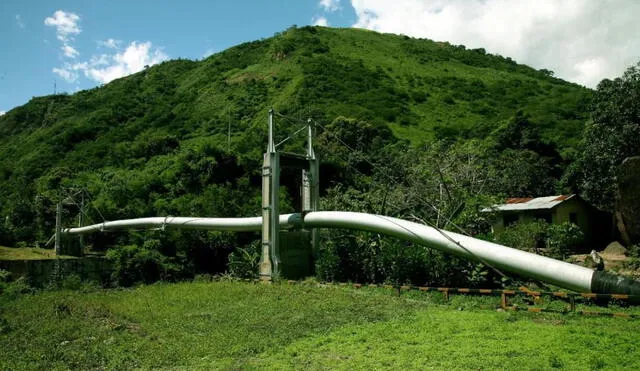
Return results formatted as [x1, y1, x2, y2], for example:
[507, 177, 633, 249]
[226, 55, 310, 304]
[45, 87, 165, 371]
[0, 246, 76, 260]
[1, 281, 639, 370]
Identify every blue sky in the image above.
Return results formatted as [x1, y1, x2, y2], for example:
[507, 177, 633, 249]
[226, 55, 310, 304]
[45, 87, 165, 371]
[2, 0, 639, 115]
[0, 0, 355, 113]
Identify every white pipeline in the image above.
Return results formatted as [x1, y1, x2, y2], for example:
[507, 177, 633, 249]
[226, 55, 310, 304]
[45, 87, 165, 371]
[63, 211, 602, 293]
[62, 214, 301, 234]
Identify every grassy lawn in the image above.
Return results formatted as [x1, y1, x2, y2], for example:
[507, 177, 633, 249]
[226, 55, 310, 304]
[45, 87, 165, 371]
[1, 281, 639, 370]
[0, 246, 76, 260]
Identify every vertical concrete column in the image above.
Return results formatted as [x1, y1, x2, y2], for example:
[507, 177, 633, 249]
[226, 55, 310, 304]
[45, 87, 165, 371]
[302, 119, 319, 258]
[260, 110, 280, 280]
[269, 153, 280, 277]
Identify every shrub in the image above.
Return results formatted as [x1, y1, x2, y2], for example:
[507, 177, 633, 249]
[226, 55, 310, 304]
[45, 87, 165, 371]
[314, 230, 497, 288]
[106, 244, 186, 287]
[0, 276, 34, 299]
[59, 274, 83, 290]
[494, 220, 548, 253]
[495, 221, 584, 260]
[622, 244, 640, 270]
[546, 222, 584, 260]
[0, 269, 10, 283]
[228, 240, 260, 279]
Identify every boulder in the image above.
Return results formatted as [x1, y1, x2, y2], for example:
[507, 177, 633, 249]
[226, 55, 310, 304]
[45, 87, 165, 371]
[616, 157, 640, 245]
[603, 241, 627, 256]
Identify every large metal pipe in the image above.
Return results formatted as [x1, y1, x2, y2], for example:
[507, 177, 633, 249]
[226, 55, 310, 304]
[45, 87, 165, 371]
[62, 211, 640, 295]
[62, 215, 301, 234]
[303, 212, 593, 291]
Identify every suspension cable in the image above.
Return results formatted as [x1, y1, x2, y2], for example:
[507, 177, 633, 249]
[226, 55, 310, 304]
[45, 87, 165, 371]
[272, 110, 507, 278]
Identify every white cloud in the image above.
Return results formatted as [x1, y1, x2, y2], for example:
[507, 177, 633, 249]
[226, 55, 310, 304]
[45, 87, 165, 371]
[44, 10, 81, 43]
[45, 10, 82, 61]
[52, 67, 78, 83]
[313, 16, 329, 27]
[573, 57, 608, 89]
[52, 40, 167, 84]
[62, 44, 79, 58]
[98, 38, 121, 49]
[15, 15, 25, 29]
[320, 0, 341, 12]
[349, 0, 640, 87]
[0, 111, 5, 116]
[80, 41, 168, 83]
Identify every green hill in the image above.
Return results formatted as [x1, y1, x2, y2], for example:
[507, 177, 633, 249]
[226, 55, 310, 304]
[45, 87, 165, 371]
[0, 26, 591, 245]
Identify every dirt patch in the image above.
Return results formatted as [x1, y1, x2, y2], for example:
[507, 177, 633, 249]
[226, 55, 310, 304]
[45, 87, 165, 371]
[570, 252, 628, 270]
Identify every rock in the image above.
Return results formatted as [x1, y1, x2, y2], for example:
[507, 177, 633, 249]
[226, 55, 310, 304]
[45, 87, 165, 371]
[616, 156, 640, 245]
[603, 241, 627, 256]
[590, 250, 604, 271]
[584, 251, 605, 271]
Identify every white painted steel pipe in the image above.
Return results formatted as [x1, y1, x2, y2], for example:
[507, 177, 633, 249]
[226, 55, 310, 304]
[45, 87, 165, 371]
[62, 211, 640, 295]
[63, 215, 301, 234]
[301, 212, 594, 292]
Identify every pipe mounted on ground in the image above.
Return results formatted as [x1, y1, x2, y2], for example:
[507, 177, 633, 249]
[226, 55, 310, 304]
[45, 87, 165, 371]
[62, 211, 640, 296]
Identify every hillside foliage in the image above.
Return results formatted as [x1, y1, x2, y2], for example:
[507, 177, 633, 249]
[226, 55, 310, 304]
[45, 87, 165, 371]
[0, 26, 596, 285]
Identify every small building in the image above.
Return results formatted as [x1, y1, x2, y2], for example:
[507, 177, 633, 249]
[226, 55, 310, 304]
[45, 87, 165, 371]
[484, 195, 593, 244]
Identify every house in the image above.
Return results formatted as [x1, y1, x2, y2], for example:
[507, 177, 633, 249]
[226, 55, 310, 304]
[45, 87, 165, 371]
[484, 195, 593, 244]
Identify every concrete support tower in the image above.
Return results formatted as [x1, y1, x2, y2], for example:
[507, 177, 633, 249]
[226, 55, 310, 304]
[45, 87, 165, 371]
[260, 110, 319, 280]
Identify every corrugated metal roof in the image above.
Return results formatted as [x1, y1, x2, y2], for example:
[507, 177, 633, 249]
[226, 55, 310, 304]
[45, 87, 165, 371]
[505, 197, 534, 204]
[484, 195, 576, 212]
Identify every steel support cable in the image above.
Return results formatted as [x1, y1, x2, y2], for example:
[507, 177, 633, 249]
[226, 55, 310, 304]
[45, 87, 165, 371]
[64, 194, 97, 227]
[61, 211, 640, 294]
[275, 124, 309, 148]
[308, 118, 508, 278]
[406, 213, 508, 279]
[301, 211, 593, 292]
[273, 112, 496, 262]
[83, 190, 106, 223]
[311, 119, 471, 235]
[272, 112, 507, 278]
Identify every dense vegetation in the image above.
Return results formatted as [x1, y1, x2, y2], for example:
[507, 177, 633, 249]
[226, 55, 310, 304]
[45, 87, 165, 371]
[2, 281, 640, 369]
[0, 26, 605, 286]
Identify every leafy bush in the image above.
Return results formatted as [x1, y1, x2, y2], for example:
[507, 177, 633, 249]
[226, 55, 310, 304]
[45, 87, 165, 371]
[0, 269, 10, 283]
[495, 221, 584, 259]
[228, 240, 260, 279]
[315, 229, 497, 288]
[0, 276, 34, 299]
[546, 223, 584, 259]
[622, 244, 640, 270]
[106, 244, 188, 287]
[494, 220, 548, 253]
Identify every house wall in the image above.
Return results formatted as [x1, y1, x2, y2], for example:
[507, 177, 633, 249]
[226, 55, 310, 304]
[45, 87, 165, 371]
[491, 210, 553, 234]
[554, 198, 592, 244]
[490, 198, 593, 247]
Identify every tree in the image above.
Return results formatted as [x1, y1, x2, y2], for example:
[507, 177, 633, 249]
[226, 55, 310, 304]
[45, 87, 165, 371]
[576, 62, 640, 211]
[490, 111, 563, 197]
